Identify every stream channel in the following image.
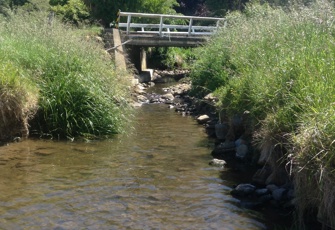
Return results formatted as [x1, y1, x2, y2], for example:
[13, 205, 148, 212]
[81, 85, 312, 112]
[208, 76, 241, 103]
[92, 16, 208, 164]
[0, 83, 270, 230]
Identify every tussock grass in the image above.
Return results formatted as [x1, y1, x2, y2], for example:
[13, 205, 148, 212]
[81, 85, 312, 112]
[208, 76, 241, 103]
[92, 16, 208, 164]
[190, 0, 335, 228]
[0, 62, 38, 140]
[0, 10, 132, 139]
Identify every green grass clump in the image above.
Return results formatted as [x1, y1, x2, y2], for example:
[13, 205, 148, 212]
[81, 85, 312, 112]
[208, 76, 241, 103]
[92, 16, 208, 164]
[0, 61, 39, 140]
[190, 0, 335, 228]
[0, 10, 132, 139]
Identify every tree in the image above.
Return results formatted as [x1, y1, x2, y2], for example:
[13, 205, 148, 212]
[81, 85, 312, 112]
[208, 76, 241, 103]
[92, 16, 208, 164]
[205, 0, 248, 16]
[83, 0, 179, 27]
[49, 0, 90, 25]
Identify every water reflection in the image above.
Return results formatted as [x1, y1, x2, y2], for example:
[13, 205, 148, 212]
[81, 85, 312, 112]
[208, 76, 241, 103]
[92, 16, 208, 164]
[0, 104, 266, 229]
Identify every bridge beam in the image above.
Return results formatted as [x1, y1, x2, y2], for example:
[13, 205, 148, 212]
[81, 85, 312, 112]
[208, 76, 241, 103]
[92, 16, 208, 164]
[122, 34, 207, 47]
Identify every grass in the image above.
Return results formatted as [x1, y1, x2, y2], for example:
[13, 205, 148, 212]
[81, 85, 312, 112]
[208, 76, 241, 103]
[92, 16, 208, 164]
[0, 61, 39, 140]
[0, 10, 133, 139]
[190, 0, 335, 228]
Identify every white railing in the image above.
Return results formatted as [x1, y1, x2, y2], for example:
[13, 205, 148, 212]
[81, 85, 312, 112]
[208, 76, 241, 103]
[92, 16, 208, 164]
[114, 11, 225, 37]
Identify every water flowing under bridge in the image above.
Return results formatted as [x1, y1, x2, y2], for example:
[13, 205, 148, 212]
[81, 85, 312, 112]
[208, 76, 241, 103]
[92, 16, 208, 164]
[107, 11, 225, 83]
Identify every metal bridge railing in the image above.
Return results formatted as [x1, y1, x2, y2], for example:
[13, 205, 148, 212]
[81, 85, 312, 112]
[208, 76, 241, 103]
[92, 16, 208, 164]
[114, 11, 225, 37]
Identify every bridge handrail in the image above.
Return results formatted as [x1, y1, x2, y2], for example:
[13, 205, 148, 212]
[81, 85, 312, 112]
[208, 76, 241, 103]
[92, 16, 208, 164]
[115, 11, 225, 37]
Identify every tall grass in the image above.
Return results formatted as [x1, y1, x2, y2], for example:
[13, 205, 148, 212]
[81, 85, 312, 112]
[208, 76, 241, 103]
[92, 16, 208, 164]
[0, 61, 39, 140]
[0, 10, 133, 139]
[190, 0, 335, 228]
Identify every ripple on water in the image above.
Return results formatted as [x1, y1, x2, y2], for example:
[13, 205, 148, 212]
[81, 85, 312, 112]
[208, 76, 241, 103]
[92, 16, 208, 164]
[0, 104, 267, 229]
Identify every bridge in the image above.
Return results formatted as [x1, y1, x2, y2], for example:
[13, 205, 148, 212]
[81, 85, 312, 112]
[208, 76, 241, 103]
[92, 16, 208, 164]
[107, 11, 225, 83]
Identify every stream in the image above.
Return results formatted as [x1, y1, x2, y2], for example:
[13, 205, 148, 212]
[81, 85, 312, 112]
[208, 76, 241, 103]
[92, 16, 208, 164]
[0, 98, 269, 229]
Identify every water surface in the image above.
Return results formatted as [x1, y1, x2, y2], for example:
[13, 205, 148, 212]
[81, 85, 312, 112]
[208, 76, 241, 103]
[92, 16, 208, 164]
[0, 103, 266, 229]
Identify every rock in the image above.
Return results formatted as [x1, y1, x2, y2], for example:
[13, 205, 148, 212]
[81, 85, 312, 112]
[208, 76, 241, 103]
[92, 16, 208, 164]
[265, 168, 290, 186]
[209, 158, 227, 167]
[266, 184, 279, 192]
[131, 102, 142, 107]
[259, 194, 273, 203]
[272, 188, 287, 201]
[170, 83, 191, 95]
[137, 95, 149, 103]
[206, 124, 216, 137]
[218, 140, 236, 149]
[252, 166, 272, 185]
[133, 85, 146, 94]
[240, 200, 263, 209]
[236, 144, 248, 159]
[232, 115, 243, 127]
[254, 188, 270, 196]
[231, 183, 256, 197]
[287, 189, 295, 200]
[215, 123, 229, 140]
[161, 93, 174, 101]
[204, 93, 218, 102]
[196, 115, 210, 124]
[235, 138, 246, 147]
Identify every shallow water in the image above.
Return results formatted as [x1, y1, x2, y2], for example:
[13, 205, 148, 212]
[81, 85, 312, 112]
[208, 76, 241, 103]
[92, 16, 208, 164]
[0, 103, 267, 230]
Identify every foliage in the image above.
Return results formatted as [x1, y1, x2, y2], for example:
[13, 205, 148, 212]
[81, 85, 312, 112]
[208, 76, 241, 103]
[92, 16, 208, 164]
[0, 0, 9, 16]
[205, 0, 247, 16]
[190, 0, 335, 228]
[50, 0, 90, 25]
[0, 10, 133, 139]
[148, 47, 195, 70]
[0, 61, 39, 140]
[84, 0, 179, 26]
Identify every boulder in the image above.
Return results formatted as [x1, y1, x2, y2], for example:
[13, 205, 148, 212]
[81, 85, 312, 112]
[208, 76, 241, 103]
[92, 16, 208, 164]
[196, 115, 210, 124]
[218, 140, 236, 149]
[254, 188, 270, 196]
[236, 144, 248, 159]
[266, 184, 279, 192]
[137, 95, 149, 103]
[252, 166, 272, 185]
[272, 188, 287, 201]
[162, 93, 175, 101]
[231, 183, 256, 197]
[215, 123, 229, 140]
[265, 168, 290, 186]
[209, 158, 227, 167]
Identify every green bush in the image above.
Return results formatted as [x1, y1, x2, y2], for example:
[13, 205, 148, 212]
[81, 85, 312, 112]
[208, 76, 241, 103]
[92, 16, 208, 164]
[0, 10, 132, 139]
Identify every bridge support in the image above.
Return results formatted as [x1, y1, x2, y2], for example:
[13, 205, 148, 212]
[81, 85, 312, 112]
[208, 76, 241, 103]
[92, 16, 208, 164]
[112, 29, 138, 85]
[139, 48, 153, 83]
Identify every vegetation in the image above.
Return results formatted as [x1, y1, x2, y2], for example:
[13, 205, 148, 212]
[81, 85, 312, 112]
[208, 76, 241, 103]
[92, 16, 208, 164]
[148, 47, 195, 70]
[83, 0, 179, 26]
[190, 0, 335, 228]
[0, 10, 132, 140]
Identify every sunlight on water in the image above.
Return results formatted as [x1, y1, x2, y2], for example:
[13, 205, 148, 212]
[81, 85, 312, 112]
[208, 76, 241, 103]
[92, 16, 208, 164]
[0, 104, 266, 229]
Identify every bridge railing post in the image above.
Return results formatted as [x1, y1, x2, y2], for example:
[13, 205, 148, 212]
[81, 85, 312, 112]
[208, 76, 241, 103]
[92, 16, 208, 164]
[216, 20, 220, 32]
[126, 15, 131, 35]
[159, 16, 163, 37]
[188, 18, 193, 36]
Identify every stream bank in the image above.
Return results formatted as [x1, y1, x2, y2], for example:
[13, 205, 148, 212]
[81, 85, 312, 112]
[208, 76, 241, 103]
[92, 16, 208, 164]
[131, 70, 306, 229]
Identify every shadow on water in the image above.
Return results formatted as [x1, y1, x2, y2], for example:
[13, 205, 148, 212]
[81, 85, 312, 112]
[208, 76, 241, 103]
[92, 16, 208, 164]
[0, 102, 273, 229]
